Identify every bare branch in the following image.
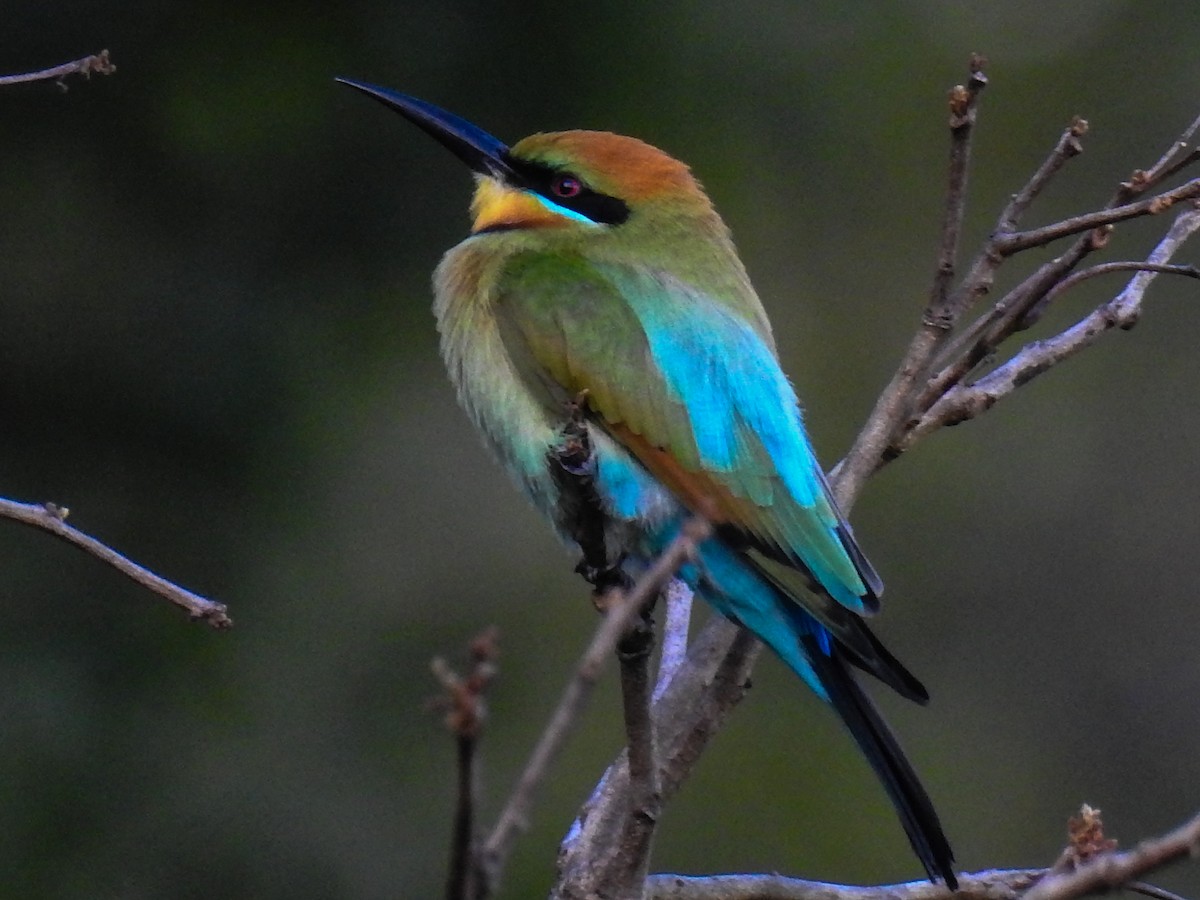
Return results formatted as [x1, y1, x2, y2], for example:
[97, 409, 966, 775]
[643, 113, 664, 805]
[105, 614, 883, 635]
[997, 117, 1088, 234]
[836, 99, 1200, 488]
[431, 628, 499, 900]
[616, 87, 1200, 900]
[653, 580, 694, 702]
[479, 519, 711, 897]
[914, 117, 1111, 411]
[994, 178, 1200, 256]
[555, 621, 760, 899]
[1025, 260, 1200, 327]
[0, 496, 231, 628]
[613, 620, 661, 897]
[919, 104, 1200, 409]
[619, 79, 1200, 900]
[1024, 810, 1200, 900]
[0, 50, 115, 89]
[832, 55, 987, 512]
[899, 205, 1200, 448]
[641, 806, 1200, 899]
[1126, 110, 1200, 191]
[931, 54, 989, 328]
[646, 868, 1042, 900]
[1127, 881, 1191, 900]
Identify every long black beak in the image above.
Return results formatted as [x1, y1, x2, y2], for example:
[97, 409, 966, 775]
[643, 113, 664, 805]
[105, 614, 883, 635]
[336, 78, 520, 184]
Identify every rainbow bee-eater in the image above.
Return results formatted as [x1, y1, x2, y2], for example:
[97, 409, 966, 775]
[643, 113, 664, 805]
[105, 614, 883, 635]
[339, 78, 956, 889]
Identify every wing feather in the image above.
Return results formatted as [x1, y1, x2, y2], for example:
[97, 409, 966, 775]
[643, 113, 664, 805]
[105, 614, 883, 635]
[495, 252, 881, 615]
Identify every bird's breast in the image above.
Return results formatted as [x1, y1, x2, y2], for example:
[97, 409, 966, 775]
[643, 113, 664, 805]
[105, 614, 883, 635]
[431, 237, 681, 544]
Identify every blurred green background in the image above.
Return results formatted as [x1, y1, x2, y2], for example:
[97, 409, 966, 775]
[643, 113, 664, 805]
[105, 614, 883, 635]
[4, 2, 1199, 897]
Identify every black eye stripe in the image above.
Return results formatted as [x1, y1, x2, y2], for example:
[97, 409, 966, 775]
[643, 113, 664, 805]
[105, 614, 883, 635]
[505, 157, 631, 226]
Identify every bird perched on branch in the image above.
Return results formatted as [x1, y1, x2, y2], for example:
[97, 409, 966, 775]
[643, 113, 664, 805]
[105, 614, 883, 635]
[339, 78, 957, 889]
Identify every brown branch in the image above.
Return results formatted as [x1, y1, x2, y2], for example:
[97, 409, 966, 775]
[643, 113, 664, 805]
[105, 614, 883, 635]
[0, 496, 231, 628]
[899, 205, 1200, 448]
[1022, 260, 1200, 329]
[930, 53, 989, 329]
[836, 100, 1200, 488]
[554, 620, 761, 899]
[1120, 110, 1200, 196]
[479, 519, 710, 898]
[576, 80, 1200, 900]
[432, 628, 499, 900]
[833, 54, 987, 513]
[994, 177, 1200, 256]
[918, 108, 1200, 415]
[613, 620, 661, 897]
[582, 86, 1200, 900]
[0, 50, 115, 89]
[934, 258, 1200, 373]
[997, 117, 1089, 234]
[914, 124, 1106, 410]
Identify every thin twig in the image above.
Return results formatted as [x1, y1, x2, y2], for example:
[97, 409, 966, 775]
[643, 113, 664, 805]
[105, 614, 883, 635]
[996, 117, 1089, 234]
[920, 254, 1082, 406]
[432, 629, 499, 900]
[1129, 110, 1200, 191]
[0, 50, 115, 88]
[0, 496, 231, 628]
[832, 55, 987, 512]
[1023, 261, 1200, 328]
[1127, 881, 1191, 900]
[448, 733, 480, 900]
[914, 116, 1105, 411]
[479, 520, 711, 897]
[930, 54, 989, 329]
[994, 177, 1200, 256]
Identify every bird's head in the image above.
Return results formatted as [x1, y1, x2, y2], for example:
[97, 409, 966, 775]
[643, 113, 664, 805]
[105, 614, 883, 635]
[337, 79, 723, 242]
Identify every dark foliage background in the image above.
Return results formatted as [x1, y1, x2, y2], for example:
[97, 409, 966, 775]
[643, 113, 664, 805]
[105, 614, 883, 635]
[3, 2, 1198, 897]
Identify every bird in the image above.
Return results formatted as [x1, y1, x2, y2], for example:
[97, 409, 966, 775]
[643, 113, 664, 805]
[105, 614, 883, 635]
[338, 78, 957, 890]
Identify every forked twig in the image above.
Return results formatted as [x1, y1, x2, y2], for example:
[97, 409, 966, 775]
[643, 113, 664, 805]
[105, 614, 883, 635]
[900, 206, 1200, 446]
[833, 54, 988, 512]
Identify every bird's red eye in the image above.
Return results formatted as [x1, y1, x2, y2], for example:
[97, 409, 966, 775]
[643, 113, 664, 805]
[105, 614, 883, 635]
[551, 174, 583, 199]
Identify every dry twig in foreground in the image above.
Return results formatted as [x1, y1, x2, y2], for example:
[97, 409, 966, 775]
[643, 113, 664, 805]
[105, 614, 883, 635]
[431, 628, 500, 900]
